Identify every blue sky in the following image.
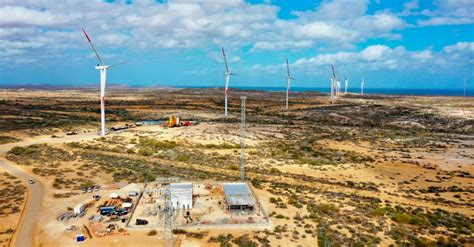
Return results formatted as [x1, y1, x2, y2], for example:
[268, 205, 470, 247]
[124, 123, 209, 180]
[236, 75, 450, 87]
[0, 0, 473, 89]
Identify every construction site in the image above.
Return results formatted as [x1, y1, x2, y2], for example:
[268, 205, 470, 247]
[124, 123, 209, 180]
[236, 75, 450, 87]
[53, 177, 270, 244]
[129, 180, 270, 230]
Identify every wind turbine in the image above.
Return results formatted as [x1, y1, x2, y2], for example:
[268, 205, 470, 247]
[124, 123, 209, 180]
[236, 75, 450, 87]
[82, 28, 116, 136]
[336, 76, 341, 98]
[361, 77, 365, 95]
[344, 77, 349, 94]
[285, 58, 294, 110]
[221, 47, 235, 117]
[331, 65, 337, 104]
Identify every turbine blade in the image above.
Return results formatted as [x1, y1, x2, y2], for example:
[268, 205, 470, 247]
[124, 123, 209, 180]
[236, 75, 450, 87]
[331, 65, 336, 79]
[107, 61, 129, 69]
[82, 28, 105, 66]
[222, 47, 230, 73]
[286, 58, 290, 77]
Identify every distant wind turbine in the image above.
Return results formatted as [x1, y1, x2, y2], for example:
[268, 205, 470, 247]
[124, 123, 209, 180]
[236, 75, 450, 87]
[285, 58, 294, 110]
[344, 77, 349, 94]
[221, 47, 236, 117]
[82, 28, 120, 136]
[361, 77, 365, 95]
[336, 77, 341, 98]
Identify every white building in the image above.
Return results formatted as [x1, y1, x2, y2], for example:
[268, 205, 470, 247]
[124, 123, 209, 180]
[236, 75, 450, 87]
[223, 183, 255, 211]
[170, 183, 193, 210]
[74, 203, 84, 214]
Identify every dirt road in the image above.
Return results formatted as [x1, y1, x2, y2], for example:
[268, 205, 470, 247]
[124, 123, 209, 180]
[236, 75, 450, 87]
[0, 158, 43, 247]
[0, 132, 99, 247]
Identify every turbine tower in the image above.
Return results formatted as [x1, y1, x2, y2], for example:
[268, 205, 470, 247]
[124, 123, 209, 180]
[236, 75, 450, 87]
[361, 77, 365, 95]
[240, 96, 247, 182]
[344, 77, 349, 94]
[82, 28, 114, 136]
[222, 47, 235, 117]
[285, 58, 294, 110]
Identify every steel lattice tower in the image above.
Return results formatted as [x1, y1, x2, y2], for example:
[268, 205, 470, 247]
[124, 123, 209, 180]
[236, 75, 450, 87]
[163, 186, 173, 247]
[240, 96, 247, 182]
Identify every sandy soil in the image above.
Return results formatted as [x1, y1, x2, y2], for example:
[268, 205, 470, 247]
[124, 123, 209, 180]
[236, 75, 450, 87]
[0, 89, 472, 246]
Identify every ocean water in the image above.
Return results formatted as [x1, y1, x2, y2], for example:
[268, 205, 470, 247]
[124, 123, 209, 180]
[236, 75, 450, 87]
[178, 86, 473, 97]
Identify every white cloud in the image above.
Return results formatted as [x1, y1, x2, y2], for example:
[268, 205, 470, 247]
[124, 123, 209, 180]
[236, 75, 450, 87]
[360, 45, 392, 61]
[293, 0, 369, 20]
[414, 0, 474, 26]
[443, 41, 474, 53]
[0, 0, 410, 65]
[0, 6, 77, 27]
[0, 0, 469, 68]
[417, 16, 474, 26]
[250, 42, 473, 75]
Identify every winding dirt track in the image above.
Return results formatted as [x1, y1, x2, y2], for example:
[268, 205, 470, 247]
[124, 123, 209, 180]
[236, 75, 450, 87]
[0, 132, 98, 247]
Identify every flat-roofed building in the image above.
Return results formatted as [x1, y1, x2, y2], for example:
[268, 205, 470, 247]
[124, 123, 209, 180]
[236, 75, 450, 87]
[170, 182, 193, 210]
[223, 183, 255, 210]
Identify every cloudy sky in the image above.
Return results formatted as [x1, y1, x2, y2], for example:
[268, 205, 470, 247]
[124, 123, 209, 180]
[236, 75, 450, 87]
[0, 0, 473, 89]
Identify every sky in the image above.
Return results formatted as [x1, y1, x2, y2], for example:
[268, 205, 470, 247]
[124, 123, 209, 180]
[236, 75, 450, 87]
[0, 0, 473, 89]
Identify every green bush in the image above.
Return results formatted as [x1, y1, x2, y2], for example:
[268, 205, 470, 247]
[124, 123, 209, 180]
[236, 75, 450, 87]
[138, 148, 154, 156]
[147, 230, 157, 236]
[392, 212, 412, 224]
[371, 207, 388, 217]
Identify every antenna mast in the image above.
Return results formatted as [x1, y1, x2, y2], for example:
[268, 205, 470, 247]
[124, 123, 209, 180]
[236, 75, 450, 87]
[163, 186, 174, 247]
[240, 96, 247, 182]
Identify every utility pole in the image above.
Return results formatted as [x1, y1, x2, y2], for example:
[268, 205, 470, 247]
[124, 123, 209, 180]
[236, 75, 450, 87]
[163, 186, 173, 247]
[240, 96, 247, 182]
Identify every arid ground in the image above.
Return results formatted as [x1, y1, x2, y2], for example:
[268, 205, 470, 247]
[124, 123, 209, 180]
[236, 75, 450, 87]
[0, 88, 472, 246]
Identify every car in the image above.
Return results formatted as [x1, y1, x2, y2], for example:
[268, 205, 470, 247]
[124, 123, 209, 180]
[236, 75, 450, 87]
[27, 179, 35, 184]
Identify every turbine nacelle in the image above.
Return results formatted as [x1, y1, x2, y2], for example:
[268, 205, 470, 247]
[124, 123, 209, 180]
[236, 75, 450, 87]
[95, 65, 109, 70]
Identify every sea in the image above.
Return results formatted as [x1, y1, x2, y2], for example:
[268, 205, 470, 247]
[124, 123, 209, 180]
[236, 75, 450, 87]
[177, 86, 473, 97]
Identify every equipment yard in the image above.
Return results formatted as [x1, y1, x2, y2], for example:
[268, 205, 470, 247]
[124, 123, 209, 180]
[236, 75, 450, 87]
[129, 181, 269, 230]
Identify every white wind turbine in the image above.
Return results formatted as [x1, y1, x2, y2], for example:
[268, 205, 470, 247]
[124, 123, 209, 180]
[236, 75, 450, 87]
[82, 28, 118, 136]
[336, 76, 341, 98]
[344, 77, 349, 94]
[222, 47, 235, 117]
[285, 58, 294, 110]
[361, 77, 365, 95]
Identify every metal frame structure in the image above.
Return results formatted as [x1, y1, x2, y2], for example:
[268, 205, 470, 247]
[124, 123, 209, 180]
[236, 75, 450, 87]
[240, 96, 247, 182]
[163, 186, 173, 247]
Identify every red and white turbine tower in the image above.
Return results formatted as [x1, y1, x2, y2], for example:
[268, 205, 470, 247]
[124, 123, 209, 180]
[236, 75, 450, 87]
[82, 28, 119, 136]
